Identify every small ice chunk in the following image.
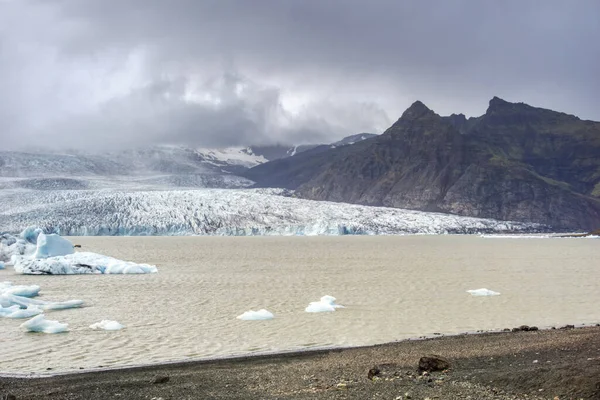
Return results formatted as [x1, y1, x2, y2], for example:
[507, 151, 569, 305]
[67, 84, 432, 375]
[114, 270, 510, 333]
[467, 288, 501, 296]
[1, 293, 83, 310]
[1, 305, 43, 319]
[33, 233, 74, 259]
[305, 295, 345, 313]
[0, 281, 41, 298]
[21, 314, 68, 333]
[89, 320, 124, 330]
[236, 309, 274, 320]
[0, 305, 21, 317]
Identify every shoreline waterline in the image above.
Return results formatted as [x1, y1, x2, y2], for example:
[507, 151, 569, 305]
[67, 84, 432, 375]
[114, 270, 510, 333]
[1, 323, 597, 379]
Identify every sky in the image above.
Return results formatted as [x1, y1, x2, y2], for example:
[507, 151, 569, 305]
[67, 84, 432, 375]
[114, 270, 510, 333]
[1, 0, 599, 151]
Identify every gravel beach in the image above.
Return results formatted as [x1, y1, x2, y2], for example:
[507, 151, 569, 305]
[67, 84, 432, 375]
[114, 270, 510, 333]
[1, 325, 599, 400]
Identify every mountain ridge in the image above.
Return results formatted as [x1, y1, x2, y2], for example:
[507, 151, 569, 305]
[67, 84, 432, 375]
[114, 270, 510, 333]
[245, 97, 600, 230]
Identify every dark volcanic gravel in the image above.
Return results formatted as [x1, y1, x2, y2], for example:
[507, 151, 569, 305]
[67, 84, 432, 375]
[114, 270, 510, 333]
[1, 326, 599, 399]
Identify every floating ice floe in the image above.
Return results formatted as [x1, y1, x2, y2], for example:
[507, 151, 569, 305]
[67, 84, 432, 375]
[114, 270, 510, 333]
[0, 281, 41, 298]
[0, 304, 43, 319]
[467, 288, 501, 296]
[1, 292, 84, 310]
[236, 309, 275, 320]
[13, 252, 158, 275]
[21, 314, 68, 333]
[305, 295, 345, 313]
[89, 320, 125, 330]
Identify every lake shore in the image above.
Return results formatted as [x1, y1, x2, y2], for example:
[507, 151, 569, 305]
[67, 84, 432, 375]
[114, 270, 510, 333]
[2, 325, 599, 400]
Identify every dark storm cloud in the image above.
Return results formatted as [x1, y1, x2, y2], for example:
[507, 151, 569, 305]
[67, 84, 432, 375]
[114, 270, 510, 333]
[1, 0, 599, 150]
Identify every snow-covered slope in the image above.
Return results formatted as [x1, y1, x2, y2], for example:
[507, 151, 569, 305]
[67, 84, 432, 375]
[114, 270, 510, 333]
[196, 147, 267, 169]
[0, 188, 545, 236]
[0, 146, 262, 178]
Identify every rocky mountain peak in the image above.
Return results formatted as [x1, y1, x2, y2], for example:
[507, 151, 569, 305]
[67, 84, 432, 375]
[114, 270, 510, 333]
[400, 100, 435, 121]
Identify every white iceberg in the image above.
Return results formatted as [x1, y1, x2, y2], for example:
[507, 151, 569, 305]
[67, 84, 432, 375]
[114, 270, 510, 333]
[0, 281, 41, 298]
[0, 261, 4, 270]
[467, 288, 501, 296]
[13, 252, 158, 275]
[236, 309, 275, 320]
[305, 295, 345, 313]
[89, 320, 124, 330]
[1, 293, 83, 310]
[0, 304, 43, 319]
[21, 314, 68, 333]
[33, 233, 74, 259]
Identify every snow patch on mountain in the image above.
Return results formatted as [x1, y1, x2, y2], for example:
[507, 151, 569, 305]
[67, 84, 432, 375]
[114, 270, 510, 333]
[197, 147, 267, 168]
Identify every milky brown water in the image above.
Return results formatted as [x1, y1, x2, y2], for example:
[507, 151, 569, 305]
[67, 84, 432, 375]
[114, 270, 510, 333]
[1, 236, 599, 374]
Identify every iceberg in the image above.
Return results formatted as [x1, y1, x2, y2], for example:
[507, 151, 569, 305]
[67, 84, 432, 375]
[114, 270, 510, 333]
[33, 233, 74, 259]
[1, 293, 83, 310]
[467, 288, 501, 296]
[305, 295, 345, 313]
[0, 261, 4, 270]
[0, 304, 43, 319]
[20, 226, 43, 245]
[236, 309, 275, 320]
[0, 281, 41, 298]
[89, 320, 125, 330]
[13, 252, 158, 275]
[21, 314, 68, 333]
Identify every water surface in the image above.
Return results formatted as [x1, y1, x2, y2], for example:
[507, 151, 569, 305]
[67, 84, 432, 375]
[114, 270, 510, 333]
[1, 235, 598, 373]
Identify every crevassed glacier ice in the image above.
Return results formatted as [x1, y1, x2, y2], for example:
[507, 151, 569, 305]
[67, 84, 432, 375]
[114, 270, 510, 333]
[89, 320, 124, 330]
[0, 188, 547, 236]
[467, 288, 501, 296]
[305, 295, 345, 313]
[13, 252, 158, 275]
[236, 309, 275, 320]
[21, 314, 68, 333]
[33, 233, 74, 259]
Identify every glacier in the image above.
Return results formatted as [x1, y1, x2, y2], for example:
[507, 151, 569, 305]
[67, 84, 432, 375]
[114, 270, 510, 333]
[0, 188, 547, 236]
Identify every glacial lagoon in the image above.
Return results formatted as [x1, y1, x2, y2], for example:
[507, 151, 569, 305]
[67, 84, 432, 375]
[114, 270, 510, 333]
[1, 235, 599, 373]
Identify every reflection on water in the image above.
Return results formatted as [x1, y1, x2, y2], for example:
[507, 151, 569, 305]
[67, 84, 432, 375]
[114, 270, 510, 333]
[1, 235, 599, 373]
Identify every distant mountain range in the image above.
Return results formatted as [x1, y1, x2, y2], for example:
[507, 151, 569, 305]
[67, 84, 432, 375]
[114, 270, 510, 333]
[3, 97, 599, 231]
[0, 134, 376, 190]
[244, 98, 600, 230]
